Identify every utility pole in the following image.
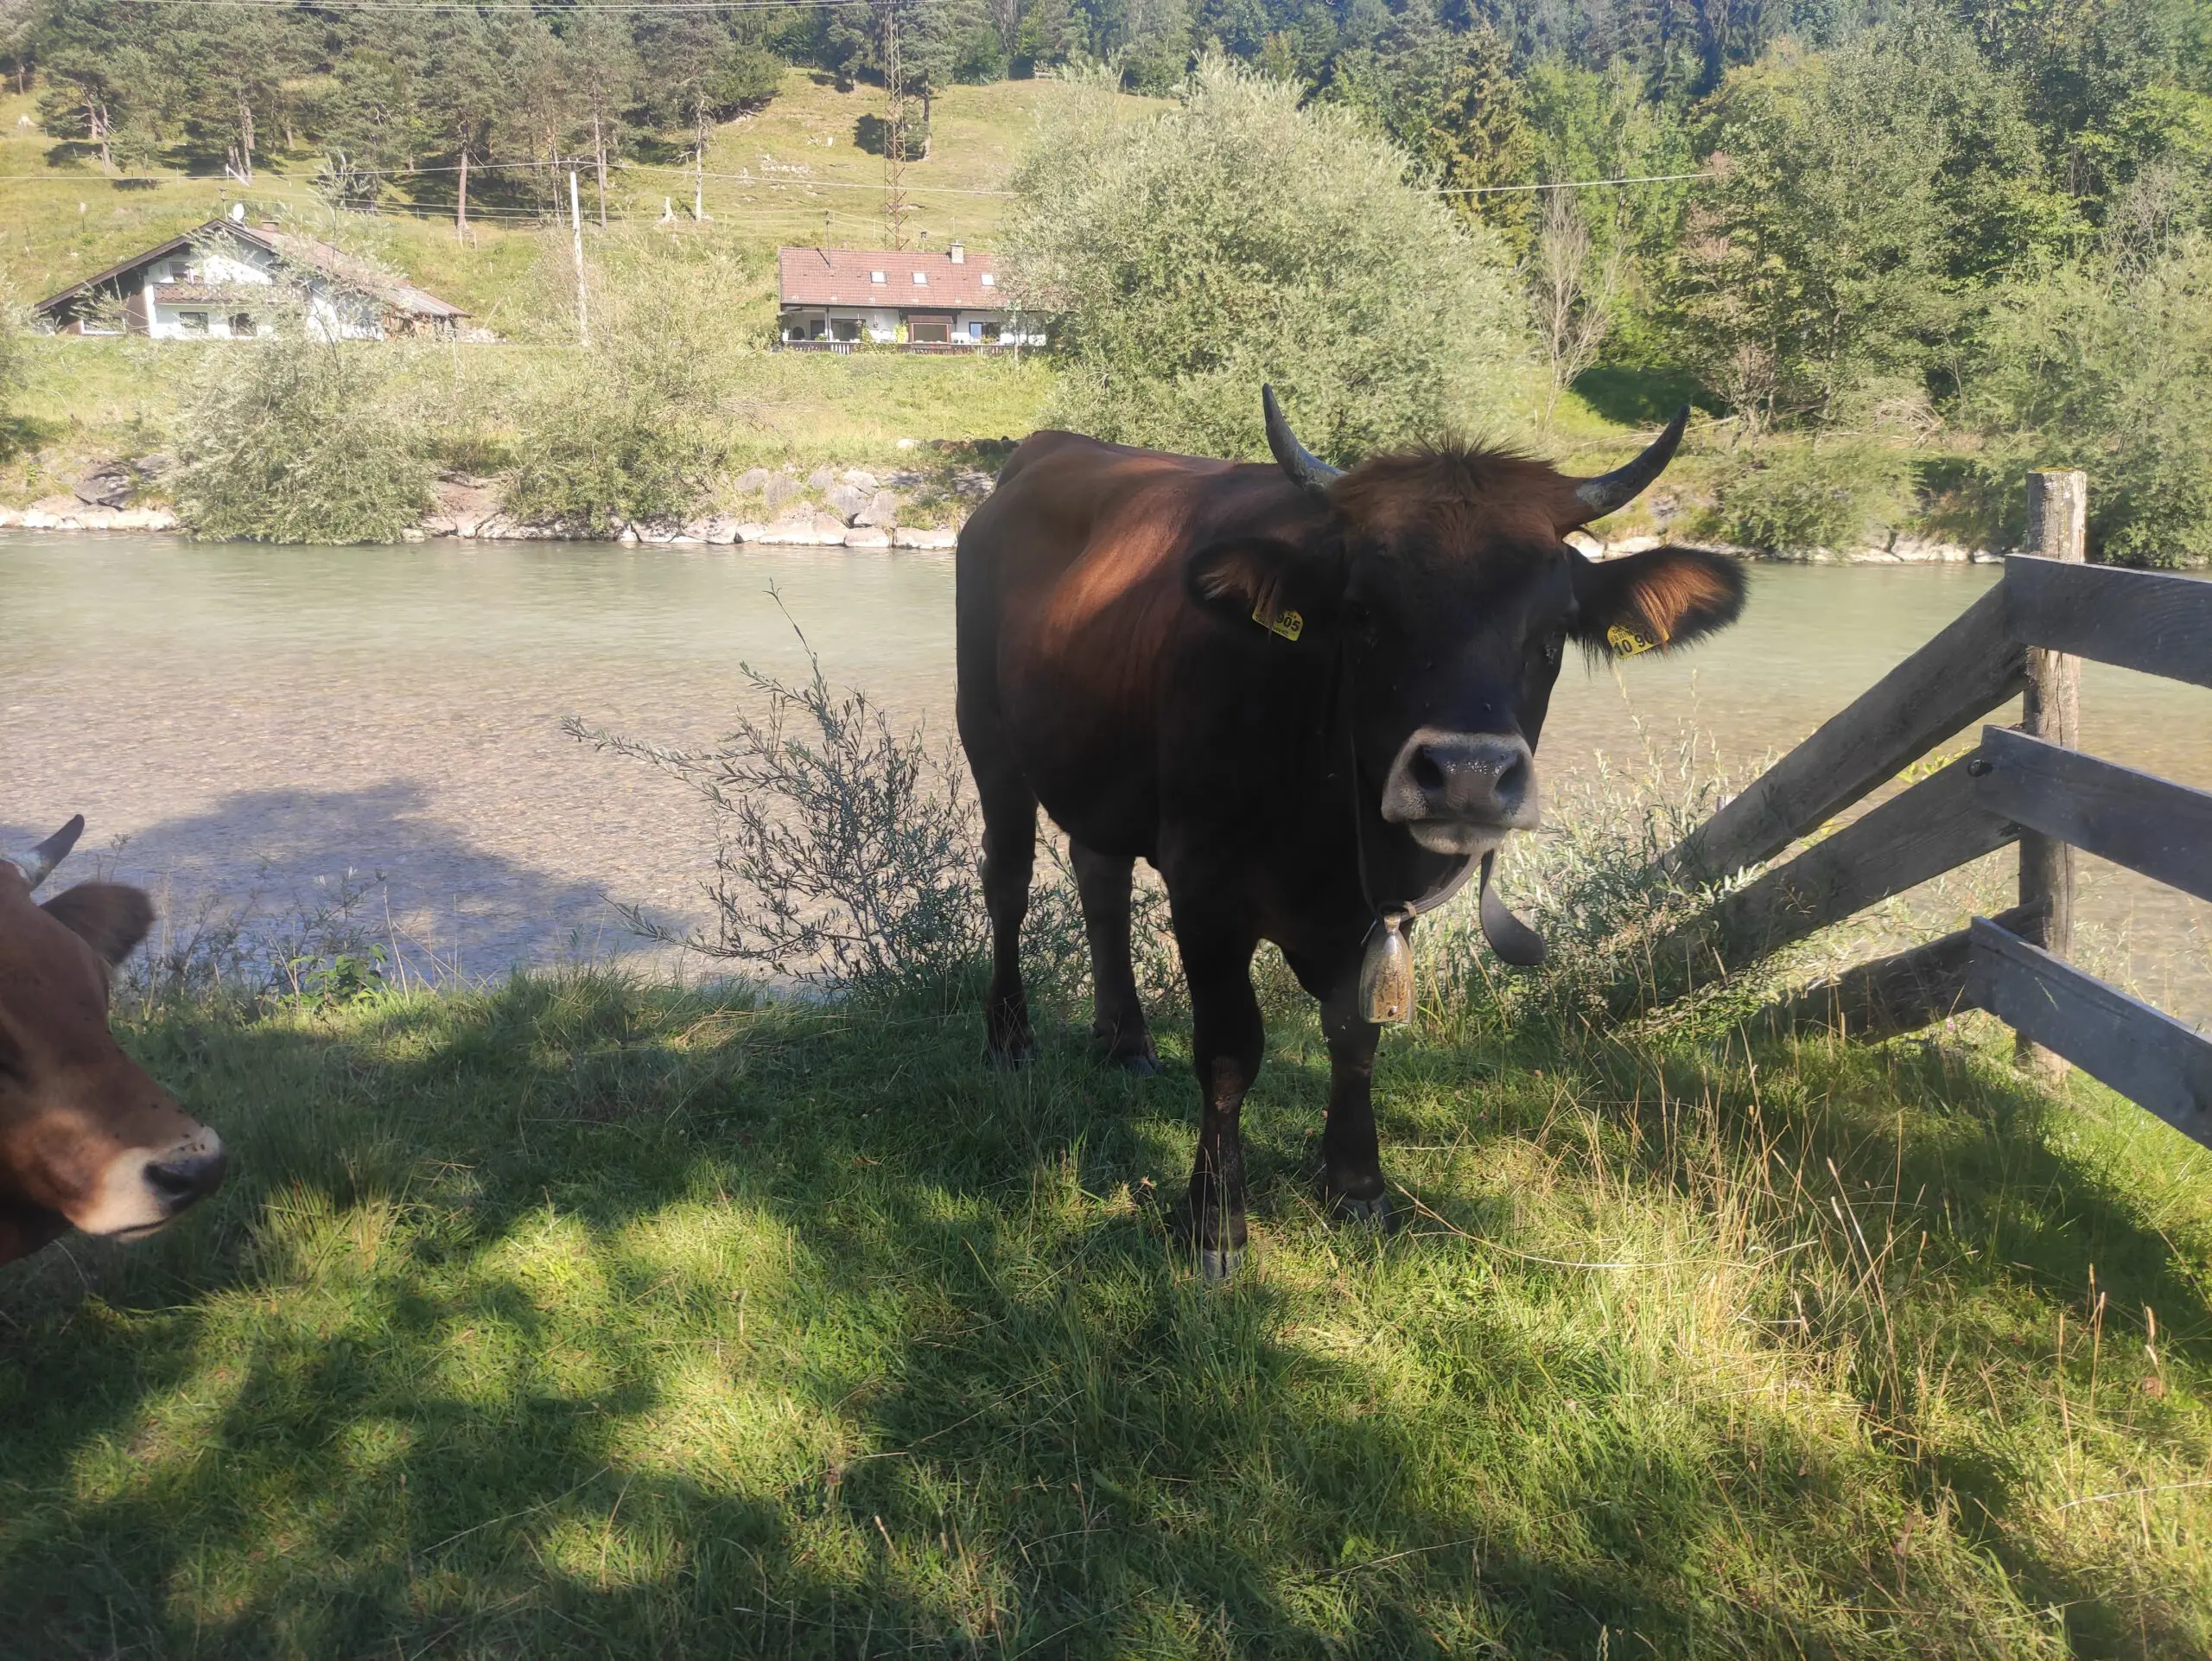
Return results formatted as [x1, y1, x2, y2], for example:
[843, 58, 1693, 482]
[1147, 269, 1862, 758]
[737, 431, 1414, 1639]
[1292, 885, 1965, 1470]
[881, 0, 907, 250]
[569, 169, 589, 347]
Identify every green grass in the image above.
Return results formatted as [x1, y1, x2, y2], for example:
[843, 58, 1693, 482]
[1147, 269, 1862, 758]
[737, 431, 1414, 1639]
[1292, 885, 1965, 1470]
[3, 963, 2207, 1657]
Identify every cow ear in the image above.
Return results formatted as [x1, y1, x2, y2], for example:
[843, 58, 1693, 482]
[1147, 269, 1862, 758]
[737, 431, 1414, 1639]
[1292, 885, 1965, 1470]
[1185, 536, 1344, 645]
[1571, 545, 1745, 658]
[41, 882, 155, 970]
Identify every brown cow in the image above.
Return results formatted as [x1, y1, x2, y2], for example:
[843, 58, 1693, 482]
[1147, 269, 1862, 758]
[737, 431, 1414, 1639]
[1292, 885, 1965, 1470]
[0, 816, 226, 1269]
[957, 390, 1744, 1275]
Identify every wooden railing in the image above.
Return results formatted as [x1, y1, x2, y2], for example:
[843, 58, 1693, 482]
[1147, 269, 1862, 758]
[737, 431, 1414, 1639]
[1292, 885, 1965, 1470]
[1661, 470, 2212, 1152]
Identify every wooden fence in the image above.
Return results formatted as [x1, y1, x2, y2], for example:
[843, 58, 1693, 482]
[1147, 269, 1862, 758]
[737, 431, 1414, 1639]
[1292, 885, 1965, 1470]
[1659, 470, 2212, 1153]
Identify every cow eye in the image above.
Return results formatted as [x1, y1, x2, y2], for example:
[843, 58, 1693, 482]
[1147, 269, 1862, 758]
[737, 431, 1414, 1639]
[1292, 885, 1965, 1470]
[1536, 627, 1566, 666]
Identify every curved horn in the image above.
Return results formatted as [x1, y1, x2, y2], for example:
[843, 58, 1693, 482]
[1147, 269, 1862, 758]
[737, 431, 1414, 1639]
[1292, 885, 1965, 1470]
[1570, 403, 1691, 523]
[1262, 384, 1342, 499]
[8, 814, 85, 892]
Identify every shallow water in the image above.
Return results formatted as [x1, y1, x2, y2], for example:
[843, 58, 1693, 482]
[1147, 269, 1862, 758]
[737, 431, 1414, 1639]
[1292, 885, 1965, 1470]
[3, 535, 2207, 1021]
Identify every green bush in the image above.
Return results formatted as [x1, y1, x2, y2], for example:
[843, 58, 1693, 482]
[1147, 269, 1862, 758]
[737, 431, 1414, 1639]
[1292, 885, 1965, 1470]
[1694, 440, 1915, 555]
[170, 329, 431, 544]
[503, 230, 743, 532]
[1004, 57, 1529, 461]
[1967, 241, 2212, 568]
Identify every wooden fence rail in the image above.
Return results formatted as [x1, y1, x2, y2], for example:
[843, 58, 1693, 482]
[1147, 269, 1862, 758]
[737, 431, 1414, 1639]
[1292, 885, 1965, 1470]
[1664, 469, 2212, 1151]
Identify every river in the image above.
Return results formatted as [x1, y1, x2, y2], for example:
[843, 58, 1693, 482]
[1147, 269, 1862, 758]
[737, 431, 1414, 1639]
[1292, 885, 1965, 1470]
[4, 533, 2208, 1023]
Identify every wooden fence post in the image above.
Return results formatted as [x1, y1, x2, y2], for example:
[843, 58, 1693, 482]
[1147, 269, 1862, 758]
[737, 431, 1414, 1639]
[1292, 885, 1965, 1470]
[2016, 469, 2086, 1075]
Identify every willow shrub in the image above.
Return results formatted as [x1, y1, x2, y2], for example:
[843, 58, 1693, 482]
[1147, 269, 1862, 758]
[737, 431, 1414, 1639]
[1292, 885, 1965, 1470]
[503, 230, 743, 534]
[1694, 439, 1916, 556]
[170, 328, 430, 544]
[1968, 239, 2212, 568]
[1004, 57, 1529, 462]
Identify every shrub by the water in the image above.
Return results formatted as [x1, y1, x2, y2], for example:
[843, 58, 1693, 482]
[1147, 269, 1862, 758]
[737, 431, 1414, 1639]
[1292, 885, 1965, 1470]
[169, 330, 430, 544]
[503, 231, 743, 533]
[1969, 239, 2212, 568]
[1005, 57, 1529, 461]
[1694, 439, 1915, 555]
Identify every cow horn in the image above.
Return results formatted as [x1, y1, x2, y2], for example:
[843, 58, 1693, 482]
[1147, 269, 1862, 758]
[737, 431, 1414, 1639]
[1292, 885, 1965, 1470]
[1569, 404, 1691, 522]
[1262, 385, 1342, 498]
[8, 814, 85, 892]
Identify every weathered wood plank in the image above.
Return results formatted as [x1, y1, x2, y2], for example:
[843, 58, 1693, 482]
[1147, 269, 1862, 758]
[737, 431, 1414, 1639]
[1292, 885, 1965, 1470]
[1662, 585, 2026, 882]
[1966, 918, 2212, 1151]
[1764, 901, 2044, 1040]
[2005, 557, 2212, 690]
[1974, 726, 2212, 905]
[1687, 751, 2018, 970]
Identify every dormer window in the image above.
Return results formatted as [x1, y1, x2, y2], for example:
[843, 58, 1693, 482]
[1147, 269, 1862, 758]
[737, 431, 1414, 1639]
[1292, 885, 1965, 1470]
[912, 270, 927, 286]
[870, 270, 885, 283]
[981, 272, 995, 287]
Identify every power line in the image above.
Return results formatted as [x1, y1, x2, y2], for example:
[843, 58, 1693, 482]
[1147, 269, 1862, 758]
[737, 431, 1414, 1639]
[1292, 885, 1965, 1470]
[1432, 169, 1713, 195]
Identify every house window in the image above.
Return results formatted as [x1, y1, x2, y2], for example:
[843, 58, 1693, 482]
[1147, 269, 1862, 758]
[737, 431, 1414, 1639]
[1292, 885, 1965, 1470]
[178, 311, 209, 334]
[982, 321, 1002, 341]
[870, 270, 886, 284]
[228, 312, 257, 337]
[831, 318, 861, 341]
[912, 271, 927, 286]
[910, 320, 949, 344]
[968, 321, 982, 340]
[981, 272, 995, 288]
[807, 317, 828, 340]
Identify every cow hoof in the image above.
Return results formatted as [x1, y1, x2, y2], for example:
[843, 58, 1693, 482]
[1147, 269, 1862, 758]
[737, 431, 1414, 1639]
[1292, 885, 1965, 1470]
[1198, 1244, 1242, 1281]
[985, 1040, 1035, 1069]
[1111, 1049, 1165, 1077]
[1326, 1189, 1397, 1232]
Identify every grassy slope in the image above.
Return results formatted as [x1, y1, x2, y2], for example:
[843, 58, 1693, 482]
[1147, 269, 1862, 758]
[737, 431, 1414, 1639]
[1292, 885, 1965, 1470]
[0, 967, 2206, 1658]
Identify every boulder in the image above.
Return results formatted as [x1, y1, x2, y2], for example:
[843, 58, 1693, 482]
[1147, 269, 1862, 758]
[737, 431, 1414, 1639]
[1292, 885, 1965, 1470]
[762, 474, 798, 512]
[703, 518, 742, 545]
[22, 509, 59, 529]
[824, 481, 873, 523]
[892, 525, 958, 550]
[73, 463, 134, 509]
[731, 523, 767, 544]
[854, 489, 902, 527]
[839, 468, 879, 491]
[734, 467, 771, 494]
[805, 465, 836, 491]
[0, 506, 19, 527]
[842, 526, 893, 550]
[759, 512, 849, 546]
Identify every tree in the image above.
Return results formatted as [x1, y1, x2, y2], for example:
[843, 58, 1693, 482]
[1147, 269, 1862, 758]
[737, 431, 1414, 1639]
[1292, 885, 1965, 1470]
[418, 16, 509, 239]
[632, 21, 781, 220]
[173, 10, 296, 182]
[1005, 57, 1529, 460]
[1527, 188, 1625, 427]
[1326, 9, 1537, 253]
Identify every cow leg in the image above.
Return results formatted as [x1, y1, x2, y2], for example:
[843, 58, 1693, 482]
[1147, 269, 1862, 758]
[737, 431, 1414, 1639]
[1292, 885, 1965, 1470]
[1175, 913, 1262, 1278]
[1288, 951, 1395, 1232]
[976, 766, 1039, 1065]
[1069, 841, 1160, 1073]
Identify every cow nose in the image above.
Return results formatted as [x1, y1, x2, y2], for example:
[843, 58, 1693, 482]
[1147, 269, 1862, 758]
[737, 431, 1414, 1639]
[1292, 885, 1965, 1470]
[145, 1143, 227, 1213]
[1382, 729, 1537, 829]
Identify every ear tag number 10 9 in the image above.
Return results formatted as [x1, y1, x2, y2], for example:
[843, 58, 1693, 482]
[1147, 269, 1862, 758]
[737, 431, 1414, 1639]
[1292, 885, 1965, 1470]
[1607, 623, 1663, 657]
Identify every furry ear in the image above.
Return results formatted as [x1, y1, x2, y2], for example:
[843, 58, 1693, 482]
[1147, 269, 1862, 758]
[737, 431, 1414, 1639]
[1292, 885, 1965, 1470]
[41, 882, 156, 970]
[1571, 546, 1746, 657]
[1184, 536, 1345, 645]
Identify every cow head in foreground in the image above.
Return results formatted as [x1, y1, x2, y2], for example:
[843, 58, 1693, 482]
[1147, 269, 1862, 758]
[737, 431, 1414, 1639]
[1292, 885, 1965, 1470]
[0, 816, 226, 1269]
[955, 389, 1745, 1277]
[1186, 390, 1745, 867]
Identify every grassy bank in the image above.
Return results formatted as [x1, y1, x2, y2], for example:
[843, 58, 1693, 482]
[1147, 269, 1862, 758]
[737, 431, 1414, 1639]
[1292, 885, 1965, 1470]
[2, 952, 2207, 1655]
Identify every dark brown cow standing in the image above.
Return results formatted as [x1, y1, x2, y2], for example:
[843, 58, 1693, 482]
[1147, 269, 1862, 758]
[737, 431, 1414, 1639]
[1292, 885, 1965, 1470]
[957, 390, 1745, 1275]
[0, 816, 226, 1269]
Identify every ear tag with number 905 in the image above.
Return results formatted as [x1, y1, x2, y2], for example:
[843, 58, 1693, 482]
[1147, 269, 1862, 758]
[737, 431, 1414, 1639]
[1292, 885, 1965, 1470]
[1252, 596, 1304, 642]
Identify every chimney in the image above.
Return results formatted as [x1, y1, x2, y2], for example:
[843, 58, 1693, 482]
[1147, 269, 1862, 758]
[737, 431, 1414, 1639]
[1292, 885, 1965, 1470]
[950, 243, 965, 264]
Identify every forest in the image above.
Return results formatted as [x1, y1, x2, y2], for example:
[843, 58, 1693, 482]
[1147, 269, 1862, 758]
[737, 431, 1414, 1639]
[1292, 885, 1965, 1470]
[3, 0, 2210, 559]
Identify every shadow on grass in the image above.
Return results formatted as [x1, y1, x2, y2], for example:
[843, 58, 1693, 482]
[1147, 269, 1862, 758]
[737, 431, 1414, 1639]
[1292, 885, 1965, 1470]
[0, 975, 2205, 1655]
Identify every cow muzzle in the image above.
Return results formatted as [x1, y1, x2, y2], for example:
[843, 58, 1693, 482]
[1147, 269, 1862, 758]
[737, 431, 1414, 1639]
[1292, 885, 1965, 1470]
[75, 1126, 228, 1240]
[1379, 728, 1539, 853]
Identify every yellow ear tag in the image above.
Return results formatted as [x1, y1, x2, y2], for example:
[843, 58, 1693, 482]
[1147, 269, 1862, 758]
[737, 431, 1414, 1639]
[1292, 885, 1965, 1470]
[1251, 597, 1304, 642]
[1607, 623, 1662, 657]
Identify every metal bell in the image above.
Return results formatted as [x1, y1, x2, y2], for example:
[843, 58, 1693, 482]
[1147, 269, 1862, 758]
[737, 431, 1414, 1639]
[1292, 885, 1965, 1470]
[1357, 908, 1417, 1025]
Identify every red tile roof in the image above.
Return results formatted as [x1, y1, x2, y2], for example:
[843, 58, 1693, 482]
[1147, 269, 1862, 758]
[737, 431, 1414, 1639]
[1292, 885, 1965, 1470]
[777, 246, 1006, 310]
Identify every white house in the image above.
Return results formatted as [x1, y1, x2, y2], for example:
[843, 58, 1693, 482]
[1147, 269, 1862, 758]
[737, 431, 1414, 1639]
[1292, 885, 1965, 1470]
[776, 244, 1039, 350]
[35, 213, 467, 340]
